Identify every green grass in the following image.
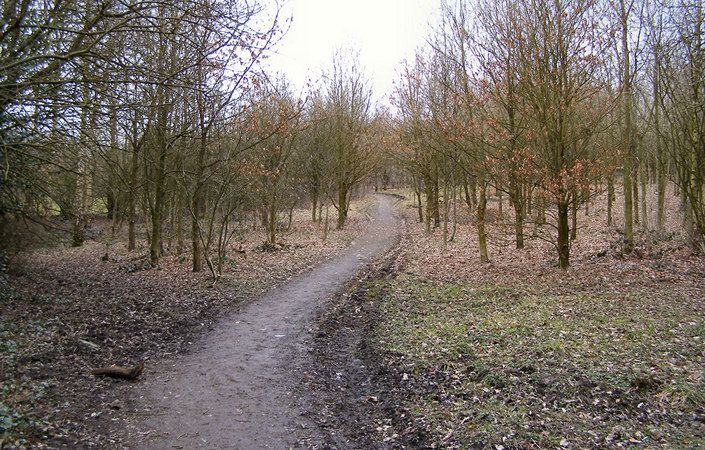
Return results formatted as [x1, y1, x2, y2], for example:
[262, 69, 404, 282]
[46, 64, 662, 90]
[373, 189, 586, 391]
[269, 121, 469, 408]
[373, 276, 705, 448]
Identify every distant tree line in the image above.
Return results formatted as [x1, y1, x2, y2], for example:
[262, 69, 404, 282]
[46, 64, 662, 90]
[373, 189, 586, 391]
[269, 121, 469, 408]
[4, 0, 701, 273]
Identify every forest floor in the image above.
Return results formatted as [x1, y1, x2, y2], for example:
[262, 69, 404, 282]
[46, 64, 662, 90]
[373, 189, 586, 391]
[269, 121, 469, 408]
[303, 186, 705, 448]
[2, 186, 705, 449]
[0, 195, 379, 448]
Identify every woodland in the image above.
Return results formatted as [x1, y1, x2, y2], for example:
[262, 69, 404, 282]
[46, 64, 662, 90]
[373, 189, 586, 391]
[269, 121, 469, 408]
[1, 0, 704, 448]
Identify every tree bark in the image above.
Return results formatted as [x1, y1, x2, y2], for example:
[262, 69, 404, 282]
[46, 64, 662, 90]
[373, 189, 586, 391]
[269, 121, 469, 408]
[127, 128, 140, 251]
[557, 201, 570, 269]
[512, 193, 524, 249]
[641, 164, 648, 230]
[621, 0, 634, 251]
[311, 190, 318, 222]
[477, 177, 489, 263]
[570, 197, 578, 241]
[337, 182, 348, 229]
[607, 175, 615, 226]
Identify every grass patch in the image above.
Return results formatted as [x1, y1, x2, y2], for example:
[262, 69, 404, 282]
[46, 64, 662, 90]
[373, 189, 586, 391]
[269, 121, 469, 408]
[373, 276, 705, 448]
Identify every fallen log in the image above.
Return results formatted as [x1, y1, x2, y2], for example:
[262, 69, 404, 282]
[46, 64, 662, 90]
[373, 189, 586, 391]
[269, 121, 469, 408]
[91, 361, 144, 380]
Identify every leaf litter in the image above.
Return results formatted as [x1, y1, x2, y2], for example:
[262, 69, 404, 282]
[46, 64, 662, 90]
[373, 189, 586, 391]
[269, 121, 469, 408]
[0, 200, 374, 449]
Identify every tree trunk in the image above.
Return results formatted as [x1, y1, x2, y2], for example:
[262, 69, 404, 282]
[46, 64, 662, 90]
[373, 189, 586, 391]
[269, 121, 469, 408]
[442, 180, 449, 251]
[633, 168, 640, 225]
[570, 197, 578, 241]
[337, 182, 348, 230]
[463, 176, 472, 209]
[72, 83, 93, 247]
[128, 134, 139, 251]
[607, 175, 615, 227]
[287, 202, 295, 231]
[424, 177, 433, 233]
[176, 191, 184, 254]
[654, 44, 667, 231]
[416, 187, 424, 223]
[150, 119, 168, 266]
[621, 0, 634, 251]
[477, 177, 489, 263]
[526, 186, 533, 217]
[311, 190, 318, 222]
[512, 194, 524, 249]
[431, 174, 440, 228]
[537, 189, 546, 225]
[268, 196, 276, 244]
[106, 192, 115, 220]
[450, 183, 457, 242]
[191, 130, 207, 272]
[657, 163, 667, 230]
[557, 201, 570, 269]
[641, 164, 648, 230]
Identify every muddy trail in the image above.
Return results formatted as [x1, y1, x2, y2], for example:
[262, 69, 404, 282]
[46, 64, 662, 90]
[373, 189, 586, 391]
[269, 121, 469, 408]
[297, 243, 431, 450]
[122, 194, 400, 449]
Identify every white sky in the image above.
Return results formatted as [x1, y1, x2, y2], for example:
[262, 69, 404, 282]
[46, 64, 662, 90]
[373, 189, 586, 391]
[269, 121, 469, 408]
[264, 0, 441, 106]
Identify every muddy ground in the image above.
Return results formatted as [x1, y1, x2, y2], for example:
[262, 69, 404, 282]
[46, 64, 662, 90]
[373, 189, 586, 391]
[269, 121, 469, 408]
[117, 194, 399, 449]
[299, 243, 431, 449]
[0, 196, 386, 449]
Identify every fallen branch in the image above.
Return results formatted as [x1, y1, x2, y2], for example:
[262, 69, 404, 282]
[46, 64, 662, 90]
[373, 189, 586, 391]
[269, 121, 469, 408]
[91, 361, 144, 380]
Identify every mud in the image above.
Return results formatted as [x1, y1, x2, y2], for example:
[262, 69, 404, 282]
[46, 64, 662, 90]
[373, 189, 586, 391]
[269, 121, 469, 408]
[124, 194, 400, 449]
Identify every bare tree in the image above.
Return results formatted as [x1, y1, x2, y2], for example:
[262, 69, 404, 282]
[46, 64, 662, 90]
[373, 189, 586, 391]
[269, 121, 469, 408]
[323, 52, 374, 229]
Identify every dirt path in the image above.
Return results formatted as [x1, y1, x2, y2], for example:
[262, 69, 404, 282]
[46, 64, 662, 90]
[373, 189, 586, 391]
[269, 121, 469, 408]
[124, 194, 399, 449]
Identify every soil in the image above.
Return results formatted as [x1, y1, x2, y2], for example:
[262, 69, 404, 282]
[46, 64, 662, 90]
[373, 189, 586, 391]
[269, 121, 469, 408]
[298, 241, 431, 449]
[118, 194, 401, 449]
[0, 195, 377, 449]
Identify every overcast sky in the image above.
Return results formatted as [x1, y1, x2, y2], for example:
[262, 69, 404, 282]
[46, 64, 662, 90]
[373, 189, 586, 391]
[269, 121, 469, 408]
[264, 0, 441, 105]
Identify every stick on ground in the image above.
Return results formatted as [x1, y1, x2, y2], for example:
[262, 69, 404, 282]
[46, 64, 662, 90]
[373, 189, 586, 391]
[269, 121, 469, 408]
[91, 361, 144, 380]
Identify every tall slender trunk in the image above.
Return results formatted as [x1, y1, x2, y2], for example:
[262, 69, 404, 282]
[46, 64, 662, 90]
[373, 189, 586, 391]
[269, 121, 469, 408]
[431, 172, 440, 228]
[424, 176, 433, 233]
[150, 103, 168, 266]
[633, 168, 640, 225]
[526, 185, 533, 217]
[558, 201, 570, 269]
[176, 191, 184, 254]
[570, 196, 578, 241]
[536, 189, 546, 225]
[287, 201, 295, 231]
[653, 44, 667, 230]
[477, 177, 489, 263]
[337, 182, 348, 229]
[641, 164, 648, 230]
[73, 83, 93, 247]
[512, 192, 524, 249]
[268, 194, 276, 244]
[311, 190, 318, 222]
[442, 180, 449, 251]
[192, 129, 207, 272]
[657, 161, 667, 230]
[607, 175, 615, 226]
[463, 176, 472, 208]
[107, 99, 119, 225]
[128, 124, 140, 251]
[450, 183, 457, 242]
[621, 0, 634, 251]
